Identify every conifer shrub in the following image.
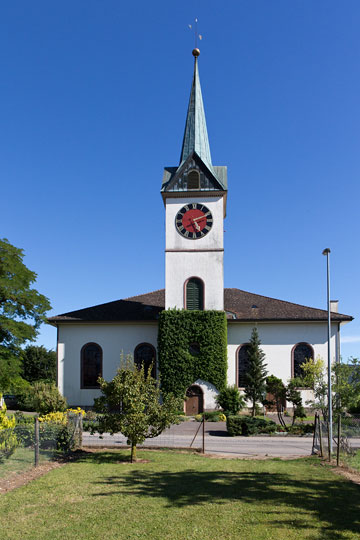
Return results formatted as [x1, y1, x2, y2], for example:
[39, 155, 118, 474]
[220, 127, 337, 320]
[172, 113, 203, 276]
[226, 415, 277, 436]
[216, 385, 245, 416]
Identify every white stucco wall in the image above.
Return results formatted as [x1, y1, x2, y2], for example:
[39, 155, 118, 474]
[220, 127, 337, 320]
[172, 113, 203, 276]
[165, 196, 224, 310]
[227, 321, 339, 386]
[57, 323, 158, 407]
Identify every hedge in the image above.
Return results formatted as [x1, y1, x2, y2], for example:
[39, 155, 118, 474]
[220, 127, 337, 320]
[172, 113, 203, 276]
[226, 416, 277, 436]
[158, 309, 227, 398]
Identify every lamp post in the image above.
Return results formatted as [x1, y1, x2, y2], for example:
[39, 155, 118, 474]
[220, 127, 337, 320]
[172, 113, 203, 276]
[322, 248, 332, 457]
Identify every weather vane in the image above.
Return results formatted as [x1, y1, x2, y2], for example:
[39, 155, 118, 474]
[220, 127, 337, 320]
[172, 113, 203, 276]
[188, 18, 203, 53]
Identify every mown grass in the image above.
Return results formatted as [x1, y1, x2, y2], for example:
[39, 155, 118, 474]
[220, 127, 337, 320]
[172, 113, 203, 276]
[0, 447, 54, 479]
[344, 449, 360, 472]
[1, 450, 359, 540]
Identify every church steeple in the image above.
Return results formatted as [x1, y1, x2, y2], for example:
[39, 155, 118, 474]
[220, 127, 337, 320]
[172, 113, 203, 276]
[161, 49, 227, 197]
[179, 49, 212, 171]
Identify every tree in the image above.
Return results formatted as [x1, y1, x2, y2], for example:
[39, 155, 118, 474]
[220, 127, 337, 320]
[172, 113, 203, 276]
[265, 375, 287, 428]
[266, 375, 306, 428]
[300, 356, 330, 420]
[0, 238, 51, 392]
[93, 356, 181, 462]
[21, 345, 56, 383]
[244, 327, 268, 416]
[300, 356, 360, 418]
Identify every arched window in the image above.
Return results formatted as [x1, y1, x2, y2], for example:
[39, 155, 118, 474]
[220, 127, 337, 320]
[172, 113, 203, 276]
[187, 169, 200, 190]
[292, 343, 314, 379]
[81, 343, 102, 389]
[185, 278, 204, 310]
[134, 343, 156, 378]
[237, 344, 250, 388]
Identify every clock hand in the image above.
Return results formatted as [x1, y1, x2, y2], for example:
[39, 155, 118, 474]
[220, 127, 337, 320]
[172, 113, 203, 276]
[192, 220, 201, 231]
[192, 215, 206, 222]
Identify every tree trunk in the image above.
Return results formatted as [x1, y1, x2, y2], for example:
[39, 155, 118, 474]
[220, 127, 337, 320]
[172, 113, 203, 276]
[252, 400, 256, 417]
[131, 443, 137, 463]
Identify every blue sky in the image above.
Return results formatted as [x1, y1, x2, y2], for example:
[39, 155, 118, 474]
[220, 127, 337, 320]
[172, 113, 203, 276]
[1, 1, 359, 360]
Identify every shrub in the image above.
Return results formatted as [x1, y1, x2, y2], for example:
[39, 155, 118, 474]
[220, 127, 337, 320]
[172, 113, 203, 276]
[195, 411, 227, 422]
[0, 396, 18, 460]
[14, 424, 34, 446]
[25, 382, 67, 414]
[216, 385, 245, 416]
[226, 415, 277, 436]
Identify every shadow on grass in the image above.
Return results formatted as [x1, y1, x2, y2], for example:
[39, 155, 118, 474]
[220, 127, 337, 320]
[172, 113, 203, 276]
[88, 454, 360, 540]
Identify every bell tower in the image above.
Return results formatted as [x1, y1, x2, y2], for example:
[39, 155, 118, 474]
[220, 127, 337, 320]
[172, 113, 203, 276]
[161, 49, 227, 310]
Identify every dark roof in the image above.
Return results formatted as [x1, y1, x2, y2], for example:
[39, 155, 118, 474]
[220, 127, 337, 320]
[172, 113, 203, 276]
[48, 288, 353, 324]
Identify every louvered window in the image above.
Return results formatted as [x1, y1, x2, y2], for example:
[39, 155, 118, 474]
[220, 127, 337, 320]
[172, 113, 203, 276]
[186, 278, 204, 310]
[187, 170, 200, 190]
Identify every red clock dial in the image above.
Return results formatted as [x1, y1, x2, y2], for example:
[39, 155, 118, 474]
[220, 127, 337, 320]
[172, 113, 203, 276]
[175, 203, 213, 239]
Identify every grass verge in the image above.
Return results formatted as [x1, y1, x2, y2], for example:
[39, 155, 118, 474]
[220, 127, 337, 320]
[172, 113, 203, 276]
[1, 450, 359, 540]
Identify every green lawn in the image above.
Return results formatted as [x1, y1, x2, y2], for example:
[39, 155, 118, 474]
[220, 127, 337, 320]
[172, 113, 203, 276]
[0, 446, 56, 479]
[344, 450, 360, 473]
[1, 450, 359, 540]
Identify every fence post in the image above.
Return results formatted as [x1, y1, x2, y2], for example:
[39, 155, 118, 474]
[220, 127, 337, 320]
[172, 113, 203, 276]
[312, 413, 318, 454]
[319, 414, 324, 458]
[202, 417, 205, 454]
[336, 414, 341, 467]
[78, 413, 83, 448]
[34, 417, 39, 467]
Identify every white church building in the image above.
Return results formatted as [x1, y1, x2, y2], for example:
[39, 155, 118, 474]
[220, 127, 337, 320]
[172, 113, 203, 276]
[49, 49, 352, 412]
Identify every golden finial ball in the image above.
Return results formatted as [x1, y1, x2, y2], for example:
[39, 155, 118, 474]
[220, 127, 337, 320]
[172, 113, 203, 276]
[192, 48, 200, 57]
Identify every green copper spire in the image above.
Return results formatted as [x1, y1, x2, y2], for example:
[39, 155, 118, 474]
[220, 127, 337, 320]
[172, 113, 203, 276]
[179, 49, 212, 170]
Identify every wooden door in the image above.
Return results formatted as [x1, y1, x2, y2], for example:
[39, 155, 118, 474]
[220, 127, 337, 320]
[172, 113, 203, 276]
[185, 386, 203, 415]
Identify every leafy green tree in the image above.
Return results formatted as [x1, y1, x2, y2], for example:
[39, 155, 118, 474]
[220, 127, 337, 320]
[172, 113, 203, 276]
[300, 356, 330, 420]
[21, 345, 56, 383]
[244, 328, 268, 417]
[0, 238, 51, 392]
[333, 358, 360, 414]
[300, 356, 360, 418]
[215, 385, 245, 416]
[93, 356, 181, 462]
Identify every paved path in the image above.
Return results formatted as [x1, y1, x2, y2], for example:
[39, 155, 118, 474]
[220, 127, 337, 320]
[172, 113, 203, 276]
[82, 421, 315, 458]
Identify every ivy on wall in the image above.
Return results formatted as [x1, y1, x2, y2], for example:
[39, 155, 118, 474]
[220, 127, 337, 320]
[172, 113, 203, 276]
[158, 309, 227, 398]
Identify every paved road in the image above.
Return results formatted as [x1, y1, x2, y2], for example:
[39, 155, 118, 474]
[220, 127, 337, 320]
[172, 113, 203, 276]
[82, 421, 315, 458]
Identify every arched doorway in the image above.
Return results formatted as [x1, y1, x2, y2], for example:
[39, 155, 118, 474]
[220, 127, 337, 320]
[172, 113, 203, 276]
[185, 385, 204, 415]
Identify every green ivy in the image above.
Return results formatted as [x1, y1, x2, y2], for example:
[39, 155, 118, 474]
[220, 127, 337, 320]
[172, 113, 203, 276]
[158, 309, 227, 398]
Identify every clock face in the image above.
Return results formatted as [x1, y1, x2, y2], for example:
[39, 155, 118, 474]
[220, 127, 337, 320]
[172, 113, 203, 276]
[175, 203, 213, 239]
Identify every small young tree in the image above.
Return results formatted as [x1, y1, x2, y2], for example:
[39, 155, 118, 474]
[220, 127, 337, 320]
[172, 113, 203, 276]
[265, 375, 287, 428]
[300, 356, 328, 419]
[215, 385, 245, 416]
[93, 357, 181, 462]
[244, 328, 268, 417]
[286, 379, 306, 425]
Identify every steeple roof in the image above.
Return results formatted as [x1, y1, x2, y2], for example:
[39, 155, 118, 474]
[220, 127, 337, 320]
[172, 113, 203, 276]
[179, 53, 212, 171]
[161, 49, 227, 196]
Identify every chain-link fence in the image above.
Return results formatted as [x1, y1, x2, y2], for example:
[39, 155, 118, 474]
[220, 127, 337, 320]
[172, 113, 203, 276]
[82, 416, 211, 452]
[312, 413, 360, 467]
[0, 413, 82, 483]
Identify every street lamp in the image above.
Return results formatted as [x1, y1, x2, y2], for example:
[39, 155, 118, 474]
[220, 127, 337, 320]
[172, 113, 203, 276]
[322, 248, 332, 457]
